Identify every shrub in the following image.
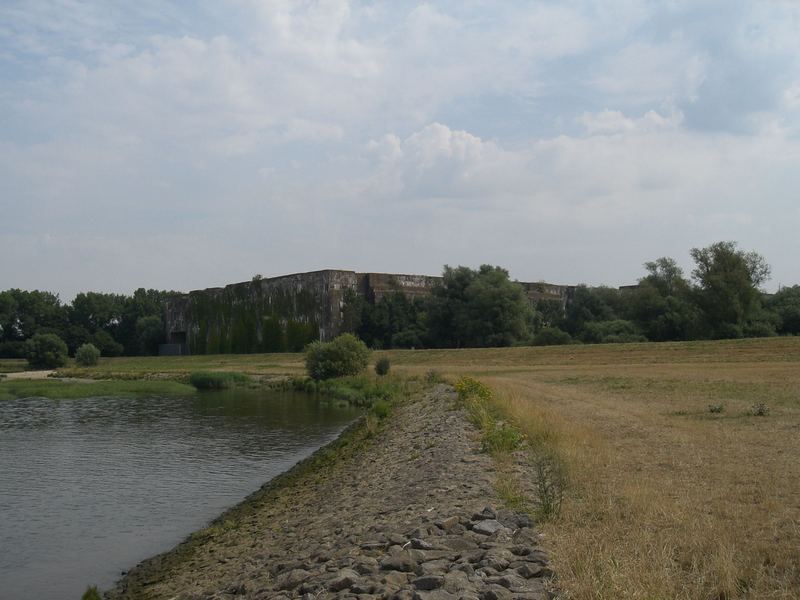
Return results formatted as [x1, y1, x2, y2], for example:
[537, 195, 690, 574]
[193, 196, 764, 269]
[75, 343, 100, 366]
[82, 586, 101, 600]
[534, 452, 567, 520]
[425, 369, 444, 384]
[374, 357, 391, 376]
[708, 403, 725, 414]
[482, 424, 522, 454]
[582, 320, 646, 344]
[532, 327, 572, 346]
[24, 333, 68, 368]
[189, 371, 251, 390]
[750, 402, 769, 416]
[372, 399, 391, 419]
[305, 334, 371, 380]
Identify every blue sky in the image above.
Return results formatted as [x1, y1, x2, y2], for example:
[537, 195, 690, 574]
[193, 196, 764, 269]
[2, 0, 799, 300]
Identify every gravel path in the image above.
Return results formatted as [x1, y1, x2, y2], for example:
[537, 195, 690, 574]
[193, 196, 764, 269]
[108, 384, 553, 600]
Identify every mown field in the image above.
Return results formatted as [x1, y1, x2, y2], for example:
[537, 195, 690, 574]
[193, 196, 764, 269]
[391, 338, 800, 600]
[2, 337, 798, 598]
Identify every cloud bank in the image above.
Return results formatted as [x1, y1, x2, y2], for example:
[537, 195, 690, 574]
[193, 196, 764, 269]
[1, 0, 799, 299]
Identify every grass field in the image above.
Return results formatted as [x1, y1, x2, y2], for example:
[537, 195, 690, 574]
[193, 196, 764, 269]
[388, 337, 800, 600]
[3, 337, 797, 597]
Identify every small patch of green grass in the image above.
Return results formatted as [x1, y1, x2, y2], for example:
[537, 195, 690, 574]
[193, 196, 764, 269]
[189, 371, 251, 390]
[495, 475, 529, 512]
[0, 379, 195, 400]
[283, 374, 409, 408]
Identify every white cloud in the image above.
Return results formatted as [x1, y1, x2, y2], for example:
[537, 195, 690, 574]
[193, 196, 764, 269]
[1, 0, 800, 297]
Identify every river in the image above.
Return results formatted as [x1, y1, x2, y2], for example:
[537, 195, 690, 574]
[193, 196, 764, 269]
[0, 389, 359, 599]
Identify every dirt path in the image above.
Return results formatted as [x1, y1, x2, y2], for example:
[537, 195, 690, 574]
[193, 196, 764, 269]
[108, 385, 552, 600]
[4, 369, 55, 380]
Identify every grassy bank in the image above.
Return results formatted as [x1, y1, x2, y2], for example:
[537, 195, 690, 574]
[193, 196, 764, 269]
[55, 353, 305, 381]
[414, 337, 800, 600]
[0, 379, 195, 400]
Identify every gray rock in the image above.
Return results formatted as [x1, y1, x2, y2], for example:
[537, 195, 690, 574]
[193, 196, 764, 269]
[516, 563, 543, 578]
[480, 585, 513, 600]
[486, 573, 525, 591]
[412, 590, 456, 600]
[418, 559, 450, 576]
[354, 555, 380, 575]
[381, 554, 417, 572]
[441, 536, 478, 552]
[411, 538, 436, 550]
[221, 581, 246, 595]
[328, 568, 359, 592]
[275, 568, 310, 590]
[436, 516, 460, 531]
[350, 581, 376, 594]
[413, 575, 445, 590]
[472, 520, 506, 536]
[471, 507, 497, 521]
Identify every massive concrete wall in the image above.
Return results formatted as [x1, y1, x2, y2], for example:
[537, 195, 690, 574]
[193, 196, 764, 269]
[165, 270, 358, 355]
[165, 270, 572, 354]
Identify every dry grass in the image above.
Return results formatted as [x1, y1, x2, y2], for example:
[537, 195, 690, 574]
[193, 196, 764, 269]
[387, 338, 800, 600]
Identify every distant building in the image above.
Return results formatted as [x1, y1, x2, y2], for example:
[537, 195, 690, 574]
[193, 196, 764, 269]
[162, 269, 572, 355]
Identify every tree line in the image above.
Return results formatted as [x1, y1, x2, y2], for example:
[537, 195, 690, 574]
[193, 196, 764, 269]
[2, 240, 798, 360]
[0, 288, 172, 358]
[343, 241, 800, 348]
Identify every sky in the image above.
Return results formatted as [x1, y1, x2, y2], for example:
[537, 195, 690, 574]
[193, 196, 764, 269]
[1, 0, 799, 301]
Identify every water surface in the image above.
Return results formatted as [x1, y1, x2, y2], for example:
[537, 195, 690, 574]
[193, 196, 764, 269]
[0, 389, 359, 600]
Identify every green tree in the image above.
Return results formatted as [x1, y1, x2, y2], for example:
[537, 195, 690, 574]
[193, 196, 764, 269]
[561, 285, 617, 338]
[70, 292, 125, 333]
[0, 289, 66, 342]
[767, 285, 800, 335]
[690, 241, 771, 338]
[427, 265, 532, 347]
[135, 315, 164, 355]
[641, 257, 687, 297]
[624, 258, 700, 341]
[356, 292, 428, 349]
[91, 330, 124, 357]
[25, 333, 68, 368]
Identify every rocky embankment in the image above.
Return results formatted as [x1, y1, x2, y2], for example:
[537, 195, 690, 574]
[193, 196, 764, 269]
[108, 384, 553, 600]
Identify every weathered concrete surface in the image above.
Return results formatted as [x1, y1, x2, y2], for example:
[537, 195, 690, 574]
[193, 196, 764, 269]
[106, 386, 554, 600]
[165, 270, 573, 354]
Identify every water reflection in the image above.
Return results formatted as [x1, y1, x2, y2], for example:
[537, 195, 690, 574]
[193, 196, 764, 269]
[0, 389, 359, 600]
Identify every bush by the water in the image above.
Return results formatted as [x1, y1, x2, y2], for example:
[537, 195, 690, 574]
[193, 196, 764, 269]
[189, 371, 251, 390]
[24, 333, 68, 368]
[75, 343, 100, 366]
[374, 357, 391, 376]
[305, 334, 370, 380]
[82, 586, 101, 600]
[289, 374, 404, 407]
[372, 398, 391, 419]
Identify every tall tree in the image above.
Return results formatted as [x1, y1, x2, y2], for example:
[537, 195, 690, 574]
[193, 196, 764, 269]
[689, 241, 771, 338]
[626, 257, 700, 341]
[427, 265, 531, 347]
